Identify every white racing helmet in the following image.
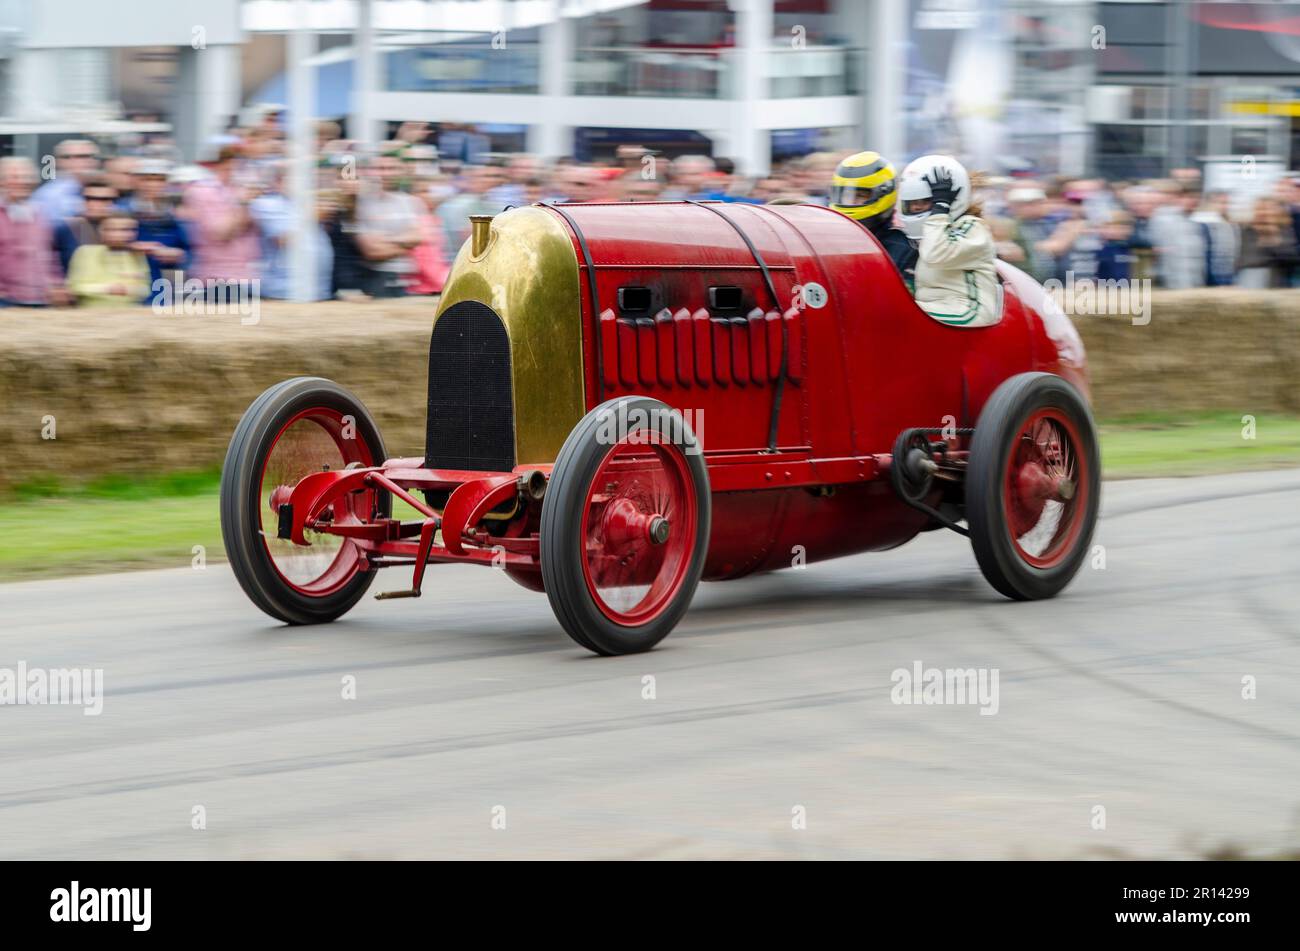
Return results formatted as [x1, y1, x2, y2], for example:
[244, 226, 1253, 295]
[897, 154, 971, 239]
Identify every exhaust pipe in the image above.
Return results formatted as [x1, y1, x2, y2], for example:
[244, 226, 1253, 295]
[469, 214, 494, 257]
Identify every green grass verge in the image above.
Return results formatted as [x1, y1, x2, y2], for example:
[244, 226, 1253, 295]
[3, 413, 1298, 582]
[0, 494, 226, 580]
[0, 482, 426, 582]
[1099, 412, 1300, 479]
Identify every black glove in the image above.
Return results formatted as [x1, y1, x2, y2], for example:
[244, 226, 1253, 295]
[924, 167, 957, 214]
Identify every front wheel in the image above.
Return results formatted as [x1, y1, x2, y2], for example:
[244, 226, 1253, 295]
[966, 372, 1100, 600]
[540, 397, 711, 655]
[220, 377, 390, 624]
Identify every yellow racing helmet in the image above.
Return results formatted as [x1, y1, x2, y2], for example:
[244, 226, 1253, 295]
[829, 151, 898, 231]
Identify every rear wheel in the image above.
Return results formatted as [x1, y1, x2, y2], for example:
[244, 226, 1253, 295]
[966, 373, 1099, 600]
[220, 377, 390, 624]
[541, 397, 711, 655]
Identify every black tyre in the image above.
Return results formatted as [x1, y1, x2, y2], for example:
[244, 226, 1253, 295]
[220, 377, 390, 624]
[967, 372, 1100, 600]
[540, 397, 711, 655]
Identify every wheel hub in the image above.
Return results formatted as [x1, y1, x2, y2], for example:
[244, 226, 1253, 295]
[600, 495, 673, 546]
[648, 515, 670, 545]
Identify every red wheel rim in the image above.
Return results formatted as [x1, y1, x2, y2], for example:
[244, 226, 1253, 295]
[579, 431, 698, 625]
[258, 408, 377, 596]
[1002, 409, 1089, 569]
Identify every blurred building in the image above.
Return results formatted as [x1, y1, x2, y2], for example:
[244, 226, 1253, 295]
[1089, 1, 1300, 180]
[244, 0, 890, 176]
[0, 0, 242, 160]
[0, 0, 1297, 181]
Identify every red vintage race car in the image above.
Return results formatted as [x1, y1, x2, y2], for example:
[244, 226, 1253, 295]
[220, 200, 1099, 655]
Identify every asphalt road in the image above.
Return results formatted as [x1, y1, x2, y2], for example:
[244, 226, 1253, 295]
[3, 469, 1299, 859]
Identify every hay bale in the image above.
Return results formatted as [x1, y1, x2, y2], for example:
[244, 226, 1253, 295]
[3, 290, 1299, 490]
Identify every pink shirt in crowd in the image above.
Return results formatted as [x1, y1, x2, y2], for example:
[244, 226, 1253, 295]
[181, 179, 260, 282]
[409, 212, 450, 295]
[0, 203, 63, 305]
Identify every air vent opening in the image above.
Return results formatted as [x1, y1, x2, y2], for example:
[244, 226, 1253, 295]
[618, 285, 653, 317]
[709, 285, 744, 314]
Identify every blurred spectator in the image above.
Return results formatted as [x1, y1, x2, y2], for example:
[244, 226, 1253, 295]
[794, 152, 839, 205]
[1038, 202, 1090, 282]
[1119, 184, 1159, 283]
[104, 156, 138, 203]
[408, 178, 451, 296]
[1094, 212, 1137, 282]
[1275, 175, 1300, 286]
[548, 164, 605, 203]
[249, 164, 333, 301]
[242, 126, 286, 178]
[1148, 182, 1205, 289]
[402, 143, 441, 182]
[1071, 177, 1119, 224]
[438, 164, 504, 250]
[180, 146, 260, 286]
[316, 120, 343, 153]
[1191, 191, 1237, 287]
[614, 145, 658, 179]
[128, 160, 192, 305]
[322, 175, 375, 299]
[748, 176, 787, 202]
[661, 155, 716, 200]
[990, 216, 1026, 265]
[395, 121, 432, 147]
[66, 213, 151, 307]
[616, 172, 662, 202]
[1005, 186, 1057, 282]
[0, 157, 71, 307]
[247, 162, 291, 297]
[692, 156, 761, 203]
[248, 103, 285, 133]
[520, 177, 548, 205]
[1237, 197, 1300, 289]
[303, 192, 337, 301]
[54, 175, 118, 272]
[31, 139, 100, 222]
[438, 123, 490, 164]
[488, 154, 542, 207]
[355, 154, 423, 297]
[1063, 225, 1103, 281]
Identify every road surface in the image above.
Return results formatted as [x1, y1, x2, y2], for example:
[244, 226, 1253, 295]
[3, 469, 1299, 859]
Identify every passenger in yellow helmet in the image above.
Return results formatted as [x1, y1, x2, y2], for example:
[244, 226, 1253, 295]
[829, 151, 917, 284]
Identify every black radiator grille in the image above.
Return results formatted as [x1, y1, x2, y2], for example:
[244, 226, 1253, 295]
[424, 301, 515, 472]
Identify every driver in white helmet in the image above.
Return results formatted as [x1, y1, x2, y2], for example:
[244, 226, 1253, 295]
[898, 155, 1000, 327]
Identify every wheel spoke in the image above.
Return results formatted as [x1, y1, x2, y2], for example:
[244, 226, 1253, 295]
[580, 437, 696, 625]
[258, 409, 374, 595]
[1004, 410, 1089, 568]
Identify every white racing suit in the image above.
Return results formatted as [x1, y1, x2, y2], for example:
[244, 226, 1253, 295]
[914, 213, 1001, 327]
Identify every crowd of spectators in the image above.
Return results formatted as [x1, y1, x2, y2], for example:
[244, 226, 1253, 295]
[983, 171, 1300, 291]
[2, 115, 1299, 309]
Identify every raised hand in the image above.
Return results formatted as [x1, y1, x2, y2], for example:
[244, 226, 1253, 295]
[924, 167, 957, 213]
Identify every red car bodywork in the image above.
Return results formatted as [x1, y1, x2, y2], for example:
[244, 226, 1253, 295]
[551, 201, 1088, 578]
